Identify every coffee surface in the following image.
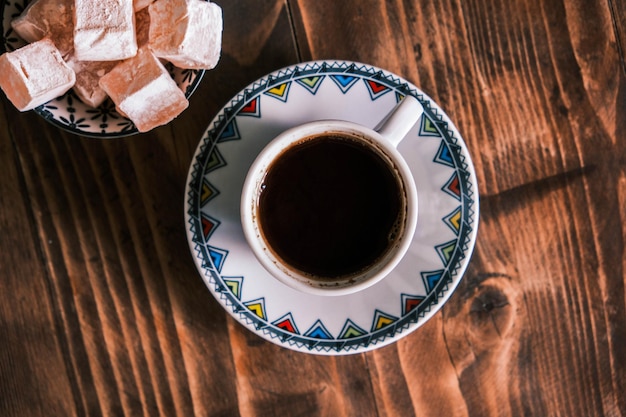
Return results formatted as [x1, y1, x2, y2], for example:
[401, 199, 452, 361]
[258, 134, 404, 279]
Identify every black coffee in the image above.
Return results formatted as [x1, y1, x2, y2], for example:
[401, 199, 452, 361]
[257, 133, 405, 280]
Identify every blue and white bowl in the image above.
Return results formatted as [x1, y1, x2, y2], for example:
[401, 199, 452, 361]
[1, 0, 205, 137]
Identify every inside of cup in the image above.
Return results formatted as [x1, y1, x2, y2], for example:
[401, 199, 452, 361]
[251, 130, 412, 291]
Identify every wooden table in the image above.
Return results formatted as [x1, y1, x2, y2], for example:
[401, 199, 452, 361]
[1, 0, 624, 416]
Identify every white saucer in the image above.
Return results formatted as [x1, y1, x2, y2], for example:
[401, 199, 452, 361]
[185, 61, 479, 355]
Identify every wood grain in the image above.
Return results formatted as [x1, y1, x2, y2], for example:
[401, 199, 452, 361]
[609, 0, 626, 72]
[0, 0, 624, 416]
[292, 0, 625, 416]
[0, 103, 78, 417]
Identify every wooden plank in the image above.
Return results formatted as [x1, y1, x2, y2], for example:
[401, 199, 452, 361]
[608, 0, 626, 72]
[227, 320, 379, 417]
[7, 114, 185, 416]
[369, 319, 468, 417]
[0, 103, 78, 416]
[290, 0, 625, 416]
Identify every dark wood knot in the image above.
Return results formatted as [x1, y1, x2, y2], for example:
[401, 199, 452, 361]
[443, 273, 523, 371]
[468, 284, 514, 339]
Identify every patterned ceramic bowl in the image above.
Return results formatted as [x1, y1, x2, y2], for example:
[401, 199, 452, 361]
[1, 0, 205, 138]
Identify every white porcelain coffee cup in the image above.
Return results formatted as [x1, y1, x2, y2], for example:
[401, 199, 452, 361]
[241, 95, 423, 296]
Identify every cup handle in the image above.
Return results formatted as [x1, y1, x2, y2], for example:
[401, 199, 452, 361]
[375, 95, 424, 148]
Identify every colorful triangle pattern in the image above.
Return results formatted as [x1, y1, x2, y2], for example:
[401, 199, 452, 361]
[204, 146, 226, 174]
[421, 270, 445, 293]
[207, 246, 228, 272]
[364, 79, 391, 100]
[330, 74, 359, 93]
[371, 310, 398, 331]
[238, 97, 261, 117]
[201, 213, 220, 240]
[272, 313, 300, 335]
[401, 294, 426, 315]
[419, 115, 441, 137]
[339, 319, 367, 339]
[435, 240, 457, 265]
[217, 119, 241, 142]
[222, 276, 243, 300]
[264, 82, 291, 102]
[443, 206, 462, 235]
[434, 140, 455, 167]
[442, 172, 462, 200]
[244, 298, 267, 320]
[295, 76, 325, 94]
[305, 320, 333, 340]
[200, 179, 219, 207]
